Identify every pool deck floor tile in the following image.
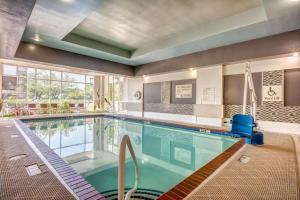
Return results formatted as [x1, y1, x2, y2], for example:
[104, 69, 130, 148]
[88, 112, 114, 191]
[186, 132, 300, 200]
[0, 120, 76, 200]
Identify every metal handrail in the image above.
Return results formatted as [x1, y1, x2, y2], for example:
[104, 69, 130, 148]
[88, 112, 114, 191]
[118, 135, 139, 200]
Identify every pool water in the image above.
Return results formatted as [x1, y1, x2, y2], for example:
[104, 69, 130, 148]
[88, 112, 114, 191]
[25, 116, 238, 198]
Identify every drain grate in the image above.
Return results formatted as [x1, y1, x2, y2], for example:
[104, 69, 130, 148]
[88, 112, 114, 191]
[239, 155, 250, 164]
[9, 154, 27, 161]
[26, 164, 42, 176]
[10, 134, 19, 138]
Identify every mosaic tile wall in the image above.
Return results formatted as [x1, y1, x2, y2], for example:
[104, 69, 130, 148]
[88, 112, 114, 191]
[225, 70, 300, 123]
[144, 103, 194, 115]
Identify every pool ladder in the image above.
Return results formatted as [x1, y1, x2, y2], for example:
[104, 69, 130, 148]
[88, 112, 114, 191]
[118, 135, 139, 200]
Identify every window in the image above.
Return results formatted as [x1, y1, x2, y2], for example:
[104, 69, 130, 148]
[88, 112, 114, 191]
[3, 65, 17, 76]
[62, 72, 85, 82]
[36, 69, 50, 79]
[62, 82, 85, 101]
[1, 64, 94, 106]
[108, 76, 124, 112]
[36, 80, 50, 101]
[51, 71, 61, 81]
[50, 81, 61, 101]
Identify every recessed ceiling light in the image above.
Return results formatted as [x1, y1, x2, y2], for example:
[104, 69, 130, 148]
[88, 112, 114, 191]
[62, 0, 74, 3]
[33, 34, 41, 42]
[189, 68, 194, 71]
[28, 44, 36, 51]
[292, 52, 299, 57]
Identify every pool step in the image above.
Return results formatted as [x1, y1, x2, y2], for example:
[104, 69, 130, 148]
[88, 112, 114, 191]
[101, 188, 164, 200]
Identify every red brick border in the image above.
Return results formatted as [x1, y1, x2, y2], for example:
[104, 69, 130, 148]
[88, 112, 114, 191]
[158, 139, 245, 200]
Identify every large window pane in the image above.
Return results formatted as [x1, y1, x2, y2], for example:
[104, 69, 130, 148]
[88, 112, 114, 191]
[62, 82, 85, 101]
[36, 80, 50, 101]
[27, 79, 36, 101]
[85, 84, 93, 101]
[62, 72, 85, 83]
[37, 69, 50, 79]
[2, 91, 17, 102]
[27, 68, 36, 78]
[2, 64, 94, 108]
[17, 77, 27, 93]
[3, 65, 17, 76]
[50, 81, 61, 101]
[2, 76, 17, 91]
[18, 67, 27, 77]
[51, 71, 61, 81]
[86, 75, 94, 84]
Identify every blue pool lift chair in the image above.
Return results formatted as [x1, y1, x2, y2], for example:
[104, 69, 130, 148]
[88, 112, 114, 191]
[229, 114, 263, 145]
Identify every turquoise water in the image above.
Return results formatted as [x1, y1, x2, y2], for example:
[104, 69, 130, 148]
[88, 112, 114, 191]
[25, 116, 238, 197]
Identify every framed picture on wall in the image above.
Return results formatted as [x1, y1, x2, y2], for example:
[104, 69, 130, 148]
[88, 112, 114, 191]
[175, 84, 192, 98]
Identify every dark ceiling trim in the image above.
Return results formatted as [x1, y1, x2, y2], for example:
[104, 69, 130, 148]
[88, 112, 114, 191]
[0, 0, 36, 58]
[15, 42, 134, 76]
[135, 29, 300, 76]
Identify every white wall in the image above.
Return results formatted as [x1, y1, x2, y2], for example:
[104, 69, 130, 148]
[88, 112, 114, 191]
[123, 56, 300, 134]
[128, 78, 143, 102]
[143, 70, 197, 83]
[123, 77, 143, 102]
[196, 65, 223, 105]
[123, 77, 143, 117]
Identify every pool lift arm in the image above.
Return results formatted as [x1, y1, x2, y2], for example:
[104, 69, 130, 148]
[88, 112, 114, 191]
[242, 63, 257, 122]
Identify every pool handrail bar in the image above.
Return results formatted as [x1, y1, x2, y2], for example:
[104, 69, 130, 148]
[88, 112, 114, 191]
[118, 134, 139, 200]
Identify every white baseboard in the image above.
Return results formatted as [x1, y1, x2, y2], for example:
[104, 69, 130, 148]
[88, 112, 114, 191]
[143, 112, 197, 124]
[126, 111, 143, 117]
[196, 117, 223, 127]
[257, 120, 300, 135]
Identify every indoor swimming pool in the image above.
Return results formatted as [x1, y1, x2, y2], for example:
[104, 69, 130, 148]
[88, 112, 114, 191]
[24, 116, 239, 199]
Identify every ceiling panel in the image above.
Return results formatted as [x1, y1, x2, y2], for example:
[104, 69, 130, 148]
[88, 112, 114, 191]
[74, 0, 262, 49]
[20, 0, 300, 66]
[0, 0, 35, 58]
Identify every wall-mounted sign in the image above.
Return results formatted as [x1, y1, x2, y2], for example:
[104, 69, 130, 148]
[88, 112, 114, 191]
[175, 84, 192, 98]
[262, 85, 283, 101]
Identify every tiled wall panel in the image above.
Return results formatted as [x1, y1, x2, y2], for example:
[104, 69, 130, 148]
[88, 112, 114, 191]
[225, 70, 300, 123]
[144, 103, 193, 115]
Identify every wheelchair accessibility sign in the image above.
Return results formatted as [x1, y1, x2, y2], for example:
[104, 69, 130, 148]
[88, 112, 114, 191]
[262, 86, 283, 101]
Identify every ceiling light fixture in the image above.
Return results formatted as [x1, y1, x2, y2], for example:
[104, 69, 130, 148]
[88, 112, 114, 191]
[33, 34, 41, 42]
[292, 52, 299, 57]
[28, 44, 36, 51]
[189, 68, 194, 71]
[62, 0, 74, 3]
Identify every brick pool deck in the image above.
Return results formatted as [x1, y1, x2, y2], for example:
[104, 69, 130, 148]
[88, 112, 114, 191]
[0, 120, 75, 200]
[186, 132, 300, 200]
[0, 116, 299, 200]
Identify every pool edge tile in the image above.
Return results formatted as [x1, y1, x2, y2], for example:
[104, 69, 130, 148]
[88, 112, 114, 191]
[157, 138, 245, 200]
